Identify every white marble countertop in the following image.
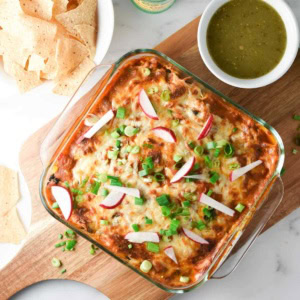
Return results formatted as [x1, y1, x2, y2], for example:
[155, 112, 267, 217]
[1, 0, 299, 299]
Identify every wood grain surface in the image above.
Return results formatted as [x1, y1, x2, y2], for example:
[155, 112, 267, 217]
[0, 16, 299, 300]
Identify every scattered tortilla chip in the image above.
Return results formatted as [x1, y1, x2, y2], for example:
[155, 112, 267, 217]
[0, 166, 19, 216]
[53, 0, 69, 15]
[55, 37, 89, 78]
[20, 0, 54, 21]
[0, 0, 22, 28]
[0, 207, 26, 244]
[56, 0, 97, 37]
[0, 30, 32, 67]
[3, 55, 42, 93]
[53, 57, 95, 96]
[74, 24, 97, 57]
[28, 54, 46, 72]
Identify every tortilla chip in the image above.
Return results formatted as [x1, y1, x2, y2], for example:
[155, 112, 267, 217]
[55, 0, 97, 37]
[28, 54, 46, 72]
[55, 37, 89, 78]
[3, 55, 42, 93]
[0, 207, 26, 244]
[20, 0, 54, 21]
[53, 0, 69, 15]
[74, 24, 96, 58]
[53, 57, 95, 96]
[0, 166, 19, 216]
[0, 0, 22, 28]
[0, 30, 32, 67]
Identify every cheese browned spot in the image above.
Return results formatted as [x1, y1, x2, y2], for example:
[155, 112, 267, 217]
[45, 55, 279, 288]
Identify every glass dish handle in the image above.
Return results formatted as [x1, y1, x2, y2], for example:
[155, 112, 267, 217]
[211, 176, 284, 279]
[40, 64, 114, 168]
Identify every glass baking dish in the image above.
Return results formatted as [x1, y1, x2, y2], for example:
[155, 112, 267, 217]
[39, 49, 285, 293]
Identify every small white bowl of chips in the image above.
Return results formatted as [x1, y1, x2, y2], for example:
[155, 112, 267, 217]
[0, 0, 114, 96]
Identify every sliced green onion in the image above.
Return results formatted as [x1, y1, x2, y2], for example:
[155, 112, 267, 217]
[210, 172, 220, 184]
[183, 200, 191, 207]
[224, 143, 234, 157]
[52, 202, 59, 209]
[111, 130, 120, 139]
[235, 203, 245, 213]
[80, 177, 89, 188]
[75, 195, 84, 203]
[188, 141, 196, 149]
[280, 167, 286, 176]
[172, 119, 180, 127]
[115, 140, 121, 148]
[145, 157, 154, 169]
[110, 179, 122, 186]
[71, 188, 83, 195]
[183, 192, 196, 201]
[143, 143, 153, 149]
[91, 181, 100, 195]
[125, 145, 133, 153]
[207, 189, 213, 197]
[292, 149, 298, 154]
[173, 155, 183, 162]
[193, 220, 206, 230]
[206, 141, 217, 150]
[293, 115, 300, 120]
[145, 216, 153, 224]
[194, 145, 204, 156]
[161, 206, 171, 217]
[161, 89, 171, 101]
[132, 224, 139, 232]
[192, 162, 201, 171]
[162, 235, 171, 242]
[55, 241, 66, 248]
[214, 148, 221, 157]
[212, 159, 220, 168]
[135, 197, 144, 205]
[65, 229, 76, 238]
[124, 126, 139, 137]
[146, 242, 160, 253]
[90, 247, 95, 255]
[229, 163, 240, 170]
[116, 107, 126, 119]
[64, 181, 70, 188]
[51, 258, 61, 268]
[128, 244, 133, 249]
[118, 124, 126, 134]
[170, 219, 180, 233]
[140, 260, 152, 273]
[139, 169, 148, 177]
[131, 145, 140, 154]
[147, 86, 158, 94]
[143, 68, 151, 76]
[61, 269, 66, 274]
[97, 173, 108, 183]
[58, 234, 63, 239]
[100, 219, 109, 225]
[65, 240, 77, 251]
[167, 109, 173, 116]
[101, 189, 109, 196]
[232, 127, 238, 133]
[204, 155, 212, 168]
[154, 172, 165, 182]
[216, 140, 227, 148]
[108, 150, 119, 160]
[156, 194, 170, 206]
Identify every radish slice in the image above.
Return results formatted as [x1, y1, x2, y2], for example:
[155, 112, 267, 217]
[184, 174, 207, 181]
[139, 89, 159, 120]
[125, 232, 160, 243]
[182, 228, 209, 244]
[100, 191, 125, 209]
[164, 246, 178, 264]
[197, 115, 213, 140]
[170, 157, 195, 183]
[106, 185, 140, 198]
[199, 193, 235, 217]
[84, 114, 100, 126]
[51, 186, 73, 220]
[84, 109, 114, 139]
[230, 160, 262, 182]
[152, 127, 176, 143]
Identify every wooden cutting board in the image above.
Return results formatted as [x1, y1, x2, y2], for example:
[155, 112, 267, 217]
[1, 16, 299, 300]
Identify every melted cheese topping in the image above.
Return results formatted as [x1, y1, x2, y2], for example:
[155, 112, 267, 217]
[46, 55, 279, 288]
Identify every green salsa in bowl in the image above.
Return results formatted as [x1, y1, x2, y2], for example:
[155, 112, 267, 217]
[198, 0, 299, 88]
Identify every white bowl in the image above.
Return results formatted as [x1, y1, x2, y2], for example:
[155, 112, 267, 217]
[198, 0, 299, 88]
[94, 0, 114, 65]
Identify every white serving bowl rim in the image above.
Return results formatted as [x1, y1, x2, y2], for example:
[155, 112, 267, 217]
[197, 0, 300, 89]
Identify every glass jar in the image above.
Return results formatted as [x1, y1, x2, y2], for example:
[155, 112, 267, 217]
[131, 0, 176, 14]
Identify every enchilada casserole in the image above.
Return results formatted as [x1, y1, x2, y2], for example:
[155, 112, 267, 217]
[44, 54, 279, 288]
